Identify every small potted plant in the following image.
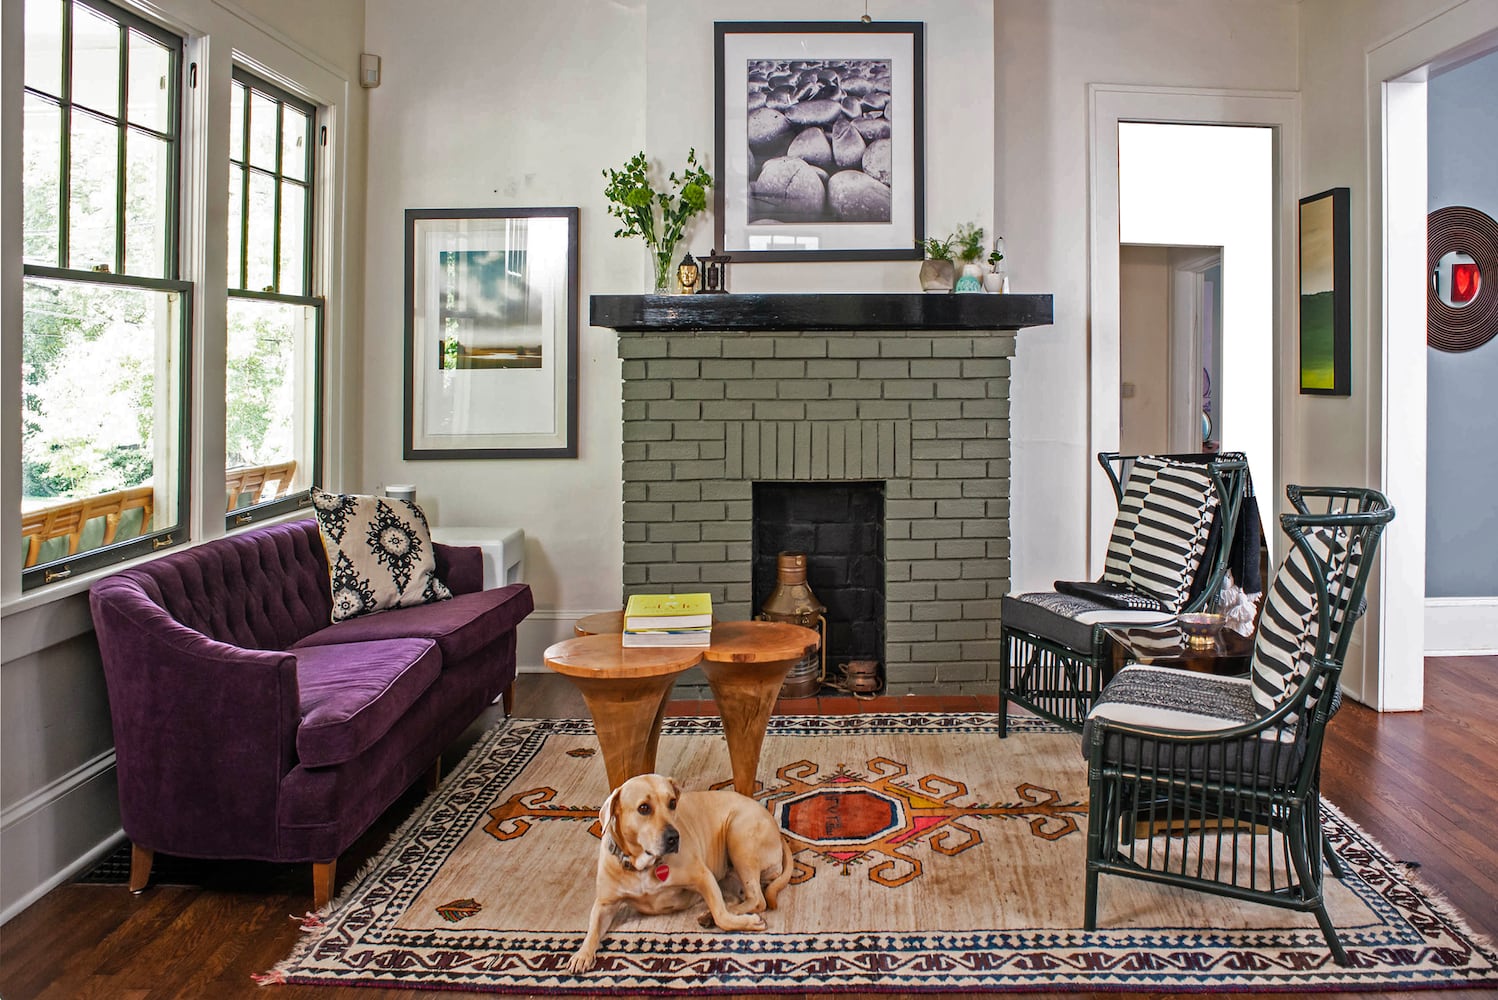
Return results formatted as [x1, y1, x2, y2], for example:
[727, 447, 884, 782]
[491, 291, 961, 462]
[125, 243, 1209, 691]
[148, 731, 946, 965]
[983, 236, 1007, 293]
[918, 234, 956, 293]
[953, 222, 986, 292]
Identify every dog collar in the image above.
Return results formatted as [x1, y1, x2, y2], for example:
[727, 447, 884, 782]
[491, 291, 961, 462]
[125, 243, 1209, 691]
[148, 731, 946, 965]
[604, 834, 632, 869]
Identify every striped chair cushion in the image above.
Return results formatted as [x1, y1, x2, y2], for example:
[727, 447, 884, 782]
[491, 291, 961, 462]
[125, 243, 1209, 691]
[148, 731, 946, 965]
[1101, 458, 1219, 612]
[1250, 525, 1363, 721]
[1083, 666, 1305, 781]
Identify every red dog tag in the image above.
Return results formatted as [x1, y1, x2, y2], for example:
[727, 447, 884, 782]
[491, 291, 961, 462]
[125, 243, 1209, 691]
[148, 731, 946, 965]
[654, 864, 670, 882]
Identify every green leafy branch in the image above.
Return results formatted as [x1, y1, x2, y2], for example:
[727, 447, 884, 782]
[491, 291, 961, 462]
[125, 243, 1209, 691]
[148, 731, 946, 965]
[602, 148, 712, 255]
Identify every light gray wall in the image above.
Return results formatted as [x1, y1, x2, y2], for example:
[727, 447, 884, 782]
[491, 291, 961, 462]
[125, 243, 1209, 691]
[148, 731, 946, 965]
[1426, 47, 1498, 598]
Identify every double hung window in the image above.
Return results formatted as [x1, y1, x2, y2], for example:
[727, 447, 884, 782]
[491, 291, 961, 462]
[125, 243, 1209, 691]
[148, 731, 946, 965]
[224, 68, 322, 526]
[21, 0, 188, 589]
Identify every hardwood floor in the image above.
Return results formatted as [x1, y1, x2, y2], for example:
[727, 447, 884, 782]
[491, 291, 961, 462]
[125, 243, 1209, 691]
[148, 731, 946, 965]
[2, 658, 1494, 999]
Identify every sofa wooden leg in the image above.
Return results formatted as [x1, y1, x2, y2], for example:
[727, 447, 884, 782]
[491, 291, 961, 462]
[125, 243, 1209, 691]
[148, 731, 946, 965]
[129, 843, 153, 894]
[425, 757, 442, 792]
[501, 682, 515, 716]
[313, 860, 336, 910]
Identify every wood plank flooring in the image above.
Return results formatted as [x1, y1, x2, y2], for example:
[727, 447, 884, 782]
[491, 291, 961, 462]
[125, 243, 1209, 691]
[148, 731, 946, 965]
[2, 658, 1494, 1000]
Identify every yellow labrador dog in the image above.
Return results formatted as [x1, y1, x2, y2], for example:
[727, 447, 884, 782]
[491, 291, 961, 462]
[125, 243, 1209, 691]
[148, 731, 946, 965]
[566, 772, 794, 974]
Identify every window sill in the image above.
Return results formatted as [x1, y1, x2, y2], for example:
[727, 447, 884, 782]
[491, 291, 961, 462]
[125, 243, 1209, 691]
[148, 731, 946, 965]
[3, 507, 314, 624]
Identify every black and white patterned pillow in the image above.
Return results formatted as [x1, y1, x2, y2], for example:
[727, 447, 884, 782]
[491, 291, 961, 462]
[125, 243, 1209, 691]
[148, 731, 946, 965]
[1250, 525, 1363, 723]
[1101, 458, 1219, 611]
[311, 488, 452, 622]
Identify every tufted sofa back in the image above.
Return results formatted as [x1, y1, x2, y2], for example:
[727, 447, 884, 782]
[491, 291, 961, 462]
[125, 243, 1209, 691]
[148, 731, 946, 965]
[94, 519, 333, 650]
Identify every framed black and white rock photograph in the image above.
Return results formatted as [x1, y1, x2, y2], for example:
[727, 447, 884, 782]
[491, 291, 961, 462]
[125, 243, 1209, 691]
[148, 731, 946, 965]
[404, 207, 578, 459]
[714, 21, 925, 261]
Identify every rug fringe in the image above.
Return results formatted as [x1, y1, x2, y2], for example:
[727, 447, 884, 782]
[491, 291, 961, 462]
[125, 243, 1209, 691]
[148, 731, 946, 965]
[293, 911, 324, 931]
[1324, 800, 1498, 958]
[249, 969, 286, 986]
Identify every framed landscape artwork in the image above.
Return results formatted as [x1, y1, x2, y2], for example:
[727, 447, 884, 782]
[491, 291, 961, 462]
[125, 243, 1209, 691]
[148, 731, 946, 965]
[404, 207, 578, 458]
[714, 21, 925, 262]
[1298, 187, 1351, 395]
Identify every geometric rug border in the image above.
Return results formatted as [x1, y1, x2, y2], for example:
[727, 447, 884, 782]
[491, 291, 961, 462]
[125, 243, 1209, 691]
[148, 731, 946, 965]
[265, 713, 1498, 994]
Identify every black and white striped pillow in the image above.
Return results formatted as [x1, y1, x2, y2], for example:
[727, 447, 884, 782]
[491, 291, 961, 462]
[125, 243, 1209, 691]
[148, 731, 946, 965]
[1250, 525, 1364, 722]
[1101, 458, 1219, 611]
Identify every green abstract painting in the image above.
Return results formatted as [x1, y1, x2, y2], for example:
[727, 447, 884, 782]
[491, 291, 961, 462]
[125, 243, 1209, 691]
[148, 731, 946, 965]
[1299, 188, 1350, 395]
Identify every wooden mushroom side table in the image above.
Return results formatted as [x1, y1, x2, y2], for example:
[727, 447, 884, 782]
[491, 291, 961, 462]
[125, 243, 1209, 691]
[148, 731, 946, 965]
[542, 634, 703, 790]
[698, 620, 820, 797]
[573, 610, 625, 636]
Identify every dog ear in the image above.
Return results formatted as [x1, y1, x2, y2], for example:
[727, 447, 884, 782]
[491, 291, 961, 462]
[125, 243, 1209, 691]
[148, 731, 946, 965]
[669, 777, 681, 801]
[600, 787, 620, 836]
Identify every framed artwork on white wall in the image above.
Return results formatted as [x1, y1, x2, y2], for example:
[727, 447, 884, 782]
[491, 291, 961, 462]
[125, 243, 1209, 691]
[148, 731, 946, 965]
[403, 207, 578, 459]
[713, 20, 925, 262]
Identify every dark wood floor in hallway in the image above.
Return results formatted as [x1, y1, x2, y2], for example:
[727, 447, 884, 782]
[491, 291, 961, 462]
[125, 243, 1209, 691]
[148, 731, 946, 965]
[1, 657, 1494, 1000]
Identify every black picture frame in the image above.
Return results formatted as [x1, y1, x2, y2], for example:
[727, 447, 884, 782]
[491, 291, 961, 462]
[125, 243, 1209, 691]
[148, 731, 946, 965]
[714, 20, 925, 262]
[403, 207, 579, 458]
[1298, 187, 1351, 396]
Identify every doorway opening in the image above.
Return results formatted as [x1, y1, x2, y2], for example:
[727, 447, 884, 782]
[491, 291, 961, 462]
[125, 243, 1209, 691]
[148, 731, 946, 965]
[1120, 245, 1223, 455]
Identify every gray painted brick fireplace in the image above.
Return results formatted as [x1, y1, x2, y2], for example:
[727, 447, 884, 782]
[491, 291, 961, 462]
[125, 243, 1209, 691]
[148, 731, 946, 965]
[616, 328, 1016, 697]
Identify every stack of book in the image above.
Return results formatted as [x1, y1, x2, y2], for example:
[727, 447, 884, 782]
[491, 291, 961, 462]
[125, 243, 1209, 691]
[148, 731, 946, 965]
[622, 593, 713, 647]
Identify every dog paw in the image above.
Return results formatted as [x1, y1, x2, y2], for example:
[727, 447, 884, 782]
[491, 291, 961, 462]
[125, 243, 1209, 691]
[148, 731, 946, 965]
[697, 911, 716, 928]
[721, 912, 766, 932]
[564, 950, 597, 974]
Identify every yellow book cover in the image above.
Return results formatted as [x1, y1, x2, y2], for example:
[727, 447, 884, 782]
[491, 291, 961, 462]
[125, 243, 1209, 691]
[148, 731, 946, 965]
[624, 592, 713, 629]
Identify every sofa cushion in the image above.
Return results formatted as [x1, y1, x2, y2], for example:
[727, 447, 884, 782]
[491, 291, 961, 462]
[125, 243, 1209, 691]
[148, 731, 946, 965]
[295, 638, 441, 768]
[293, 583, 534, 665]
[310, 488, 452, 622]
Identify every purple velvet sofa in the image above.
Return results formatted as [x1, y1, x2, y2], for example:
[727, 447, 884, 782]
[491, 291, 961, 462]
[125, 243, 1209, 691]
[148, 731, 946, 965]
[88, 518, 533, 907]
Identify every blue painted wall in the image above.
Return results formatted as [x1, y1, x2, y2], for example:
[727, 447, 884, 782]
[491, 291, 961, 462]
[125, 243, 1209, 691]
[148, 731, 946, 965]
[1426, 48, 1498, 598]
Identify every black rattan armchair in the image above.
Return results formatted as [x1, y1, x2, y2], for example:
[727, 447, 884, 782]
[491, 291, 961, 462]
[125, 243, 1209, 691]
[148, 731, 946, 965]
[999, 452, 1250, 736]
[1081, 486, 1394, 966]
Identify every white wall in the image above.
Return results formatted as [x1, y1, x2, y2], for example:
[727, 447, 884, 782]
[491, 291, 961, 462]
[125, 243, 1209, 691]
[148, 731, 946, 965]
[0, 0, 368, 922]
[994, 0, 1300, 593]
[361, 0, 995, 670]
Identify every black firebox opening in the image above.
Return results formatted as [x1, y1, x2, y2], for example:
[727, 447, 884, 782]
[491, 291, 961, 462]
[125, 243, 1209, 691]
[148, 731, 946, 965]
[752, 481, 885, 691]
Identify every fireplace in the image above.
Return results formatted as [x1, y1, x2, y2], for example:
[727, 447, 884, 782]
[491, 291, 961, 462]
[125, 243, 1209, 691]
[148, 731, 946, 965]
[614, 329, 1013, 697]
[597, 291, 1051, 698]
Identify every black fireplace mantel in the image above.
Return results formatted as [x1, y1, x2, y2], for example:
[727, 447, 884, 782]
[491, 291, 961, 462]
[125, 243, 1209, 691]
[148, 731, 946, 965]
[590, 292, 1053, 332]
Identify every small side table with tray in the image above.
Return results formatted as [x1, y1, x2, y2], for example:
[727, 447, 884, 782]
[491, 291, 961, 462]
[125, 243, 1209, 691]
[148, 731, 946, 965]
[1103, 621, 1254, 679]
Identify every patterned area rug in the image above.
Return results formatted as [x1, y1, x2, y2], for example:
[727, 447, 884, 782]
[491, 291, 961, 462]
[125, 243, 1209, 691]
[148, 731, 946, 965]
[267, 713, 1498, 993]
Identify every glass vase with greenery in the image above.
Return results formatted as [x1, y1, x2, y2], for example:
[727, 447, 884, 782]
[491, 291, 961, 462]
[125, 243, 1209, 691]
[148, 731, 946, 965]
[603, 149, 712, 293]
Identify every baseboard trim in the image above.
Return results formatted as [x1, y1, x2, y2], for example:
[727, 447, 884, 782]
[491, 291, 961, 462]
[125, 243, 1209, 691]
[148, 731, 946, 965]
[1425, 597, 1498, 656]
[0, 749, 115, 833]
[0, 829, 125, 925]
